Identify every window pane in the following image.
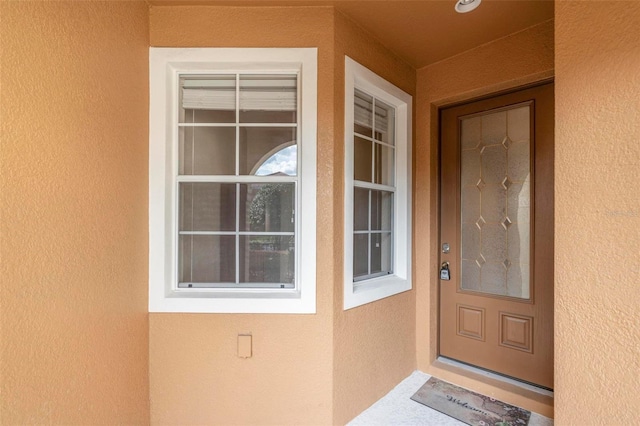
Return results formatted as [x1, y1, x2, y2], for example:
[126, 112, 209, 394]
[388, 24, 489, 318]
[240, 183, 295, 233]
[179, 235, 235, 284]
[354, 89, 373, 138]
[371, 190, 393, 231]
[374, 143, 395, 185]
[353, 234, 369, 278]
[239, 127, 296, 175]
[354, 188, 369, 231]
[239, 75, 297, 123]
[180, 183, 236, 232]
[255, 145, 297, 177]
[179, 127, 235, 175]
[239, 236, 295, 284]
[180, 75, 236, 123]
[371, 232, 392, 275]
[354, 136, 372, 182]
[374, 98, 395, 146]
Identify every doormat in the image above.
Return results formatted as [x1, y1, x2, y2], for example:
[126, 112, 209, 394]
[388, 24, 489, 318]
[410, 377, 531, 426]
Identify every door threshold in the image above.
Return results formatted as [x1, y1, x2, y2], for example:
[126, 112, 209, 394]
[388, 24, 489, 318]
[429, 357, 554, 417]
[437, 356, 553, 397]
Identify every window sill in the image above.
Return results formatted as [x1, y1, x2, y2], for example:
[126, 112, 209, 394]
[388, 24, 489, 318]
[344, 275, 411, 310]
[150, 289, 315, 314]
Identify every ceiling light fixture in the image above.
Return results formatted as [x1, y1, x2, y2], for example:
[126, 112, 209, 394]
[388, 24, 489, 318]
[455, 0, 481, 13]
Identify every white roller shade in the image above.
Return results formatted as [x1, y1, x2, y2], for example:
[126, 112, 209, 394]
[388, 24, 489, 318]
[354, 92, 389, 134]
[181, 75, 297, 111]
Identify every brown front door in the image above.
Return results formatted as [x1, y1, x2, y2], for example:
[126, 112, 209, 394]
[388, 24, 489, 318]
[439, 83, 554, 389]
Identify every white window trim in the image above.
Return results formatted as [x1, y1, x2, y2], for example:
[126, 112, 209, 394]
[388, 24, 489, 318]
[343, 56, 412, 310]
[149, 48, 317, 314]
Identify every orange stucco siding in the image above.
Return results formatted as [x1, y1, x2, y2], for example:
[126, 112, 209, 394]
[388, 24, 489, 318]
[0, 2, 150, 423]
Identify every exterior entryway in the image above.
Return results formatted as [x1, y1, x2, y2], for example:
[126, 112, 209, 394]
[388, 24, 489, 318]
[439, 83, 554, 389]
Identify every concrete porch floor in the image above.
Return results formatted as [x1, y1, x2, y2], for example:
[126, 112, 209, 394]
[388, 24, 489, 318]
[348, 371, 553, 426]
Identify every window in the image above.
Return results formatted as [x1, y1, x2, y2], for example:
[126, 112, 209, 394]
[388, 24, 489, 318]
[149, 48, 317, 313]
[343, 57, 412, 310]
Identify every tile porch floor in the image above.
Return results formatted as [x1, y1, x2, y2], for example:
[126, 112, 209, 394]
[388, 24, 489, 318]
[347, 371, 553, 426]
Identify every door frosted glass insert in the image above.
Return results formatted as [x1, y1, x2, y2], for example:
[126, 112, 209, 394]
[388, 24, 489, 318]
[460, 105, 531, 299]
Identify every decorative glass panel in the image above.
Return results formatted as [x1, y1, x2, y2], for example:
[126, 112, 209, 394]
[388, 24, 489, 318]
[460, 105, 531, 299]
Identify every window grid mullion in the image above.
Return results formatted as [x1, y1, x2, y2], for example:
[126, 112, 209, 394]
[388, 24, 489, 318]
[353, 180, 395, 193]
[367, 189, 372, 276]
[235, 74, 241, 285]
[189, 180, 195, 285]
[180, 231, 295, 236]
[177, 175, 297, 184]
[178, 123, 298, 128]
[235, 73, 240, 176]
[235, 182, 240, 285]
[353, 131, 395, 149]
[370, 97, 376, 185]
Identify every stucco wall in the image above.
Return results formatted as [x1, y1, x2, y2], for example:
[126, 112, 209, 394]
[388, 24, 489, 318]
[332, 11, 417, 425]
[415, 20, 554, 414]
[148, 6, 336, 424]
[554, 2, 640, 424]
[0, 2, 150, 424]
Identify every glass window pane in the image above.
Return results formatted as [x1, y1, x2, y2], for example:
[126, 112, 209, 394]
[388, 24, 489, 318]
[353, 234, 369, 278]
[239, 75, 297, 123]
[374, 143, 395, 186]
[240, 183, 295, 233]
[239, 236, 295, 284]
[354, 188, 369, 231]
[180, 75, 236, 124]
[254, 145, 297, 177]
[180, 183, 236, 232]
[371, 232, 392, 275]
[371, 190, 393, 231]
[354, 136, 372, 182]
[239, 127, 296, 175]
[374, 98, 395, 146]
[179, 127, 235, 175]
[354, 89, 373, 138]
[179, 235, 235, 284]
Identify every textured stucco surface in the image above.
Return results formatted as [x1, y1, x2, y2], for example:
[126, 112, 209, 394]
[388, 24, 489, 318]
[148, 7, 335, 424]
[414, 20, 554, 416]
[554, 2, 640, 424]
[332, 11, 417, 425]
[0, 2, 150, 424]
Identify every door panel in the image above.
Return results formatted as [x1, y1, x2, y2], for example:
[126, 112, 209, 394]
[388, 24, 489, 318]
[439, 83, 554, 389]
